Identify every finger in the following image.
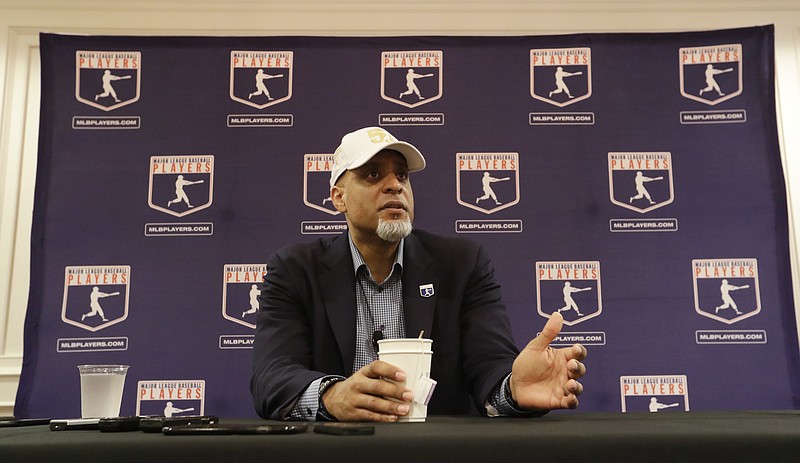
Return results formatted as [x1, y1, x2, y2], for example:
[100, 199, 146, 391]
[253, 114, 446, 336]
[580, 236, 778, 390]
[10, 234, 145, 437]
[526, 311, 564, 352]
[337, 403, 404, 423]
[361, 360, 407, 382]
[355, 394, 412, 417]
[357, 376, 414, 403]
[565, 379, 583, 396]
[571, 343, 588, 361]
[564, 395, 579, 409]
[348, 408, 404, 423]
[568, 359, 587, 379]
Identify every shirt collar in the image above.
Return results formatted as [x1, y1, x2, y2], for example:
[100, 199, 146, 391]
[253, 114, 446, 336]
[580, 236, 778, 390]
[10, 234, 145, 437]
[347, 233, 405, 279]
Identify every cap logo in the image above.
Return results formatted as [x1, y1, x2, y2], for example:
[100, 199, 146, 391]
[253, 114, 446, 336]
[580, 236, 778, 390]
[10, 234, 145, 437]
[367, 128, 396, 144]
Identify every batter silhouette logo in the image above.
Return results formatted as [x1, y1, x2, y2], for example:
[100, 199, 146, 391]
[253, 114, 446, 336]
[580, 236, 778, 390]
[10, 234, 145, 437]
[680, 44, 742, 106]
[76, 51, 141, 111]
[381, 51, 443, 108]
[536, 261, 602, 326]
[230, 51, 293, 109]
[608, 152, 674, 214]
[456, 153, 520, 214]
[693, 258, 760, 324]
[530, 48, 591, 107]
[222, 264, 267, 329]
[61, 266, 130, 332]
[148, 155, 214, 217]
[304, 154, 340, 215]
[620, 375, 689, 412]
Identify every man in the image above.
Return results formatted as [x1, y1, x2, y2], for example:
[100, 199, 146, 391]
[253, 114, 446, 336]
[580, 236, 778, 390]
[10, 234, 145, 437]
[251, 127, 587, 422]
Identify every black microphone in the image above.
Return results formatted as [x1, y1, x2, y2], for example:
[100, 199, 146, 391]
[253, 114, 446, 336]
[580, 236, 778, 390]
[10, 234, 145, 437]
[372, 330, 384, 353]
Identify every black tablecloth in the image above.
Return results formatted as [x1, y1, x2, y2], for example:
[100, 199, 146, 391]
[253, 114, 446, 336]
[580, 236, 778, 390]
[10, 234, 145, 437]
[1, 411, 799, 463]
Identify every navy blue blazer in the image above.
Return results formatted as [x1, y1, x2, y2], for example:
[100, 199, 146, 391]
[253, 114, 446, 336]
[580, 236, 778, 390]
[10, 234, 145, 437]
[251, 229, 519, 419]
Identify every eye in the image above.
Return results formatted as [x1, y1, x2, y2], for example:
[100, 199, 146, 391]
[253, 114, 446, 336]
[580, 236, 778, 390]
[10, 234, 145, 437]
[397, 172, 409, 181]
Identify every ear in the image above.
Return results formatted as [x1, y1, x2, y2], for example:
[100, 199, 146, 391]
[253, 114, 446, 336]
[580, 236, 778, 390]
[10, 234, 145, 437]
[331, 185, 347, 213]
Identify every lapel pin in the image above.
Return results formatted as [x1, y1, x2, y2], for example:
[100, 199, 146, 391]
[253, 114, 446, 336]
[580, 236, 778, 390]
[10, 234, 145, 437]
[419, 283, 434, 298]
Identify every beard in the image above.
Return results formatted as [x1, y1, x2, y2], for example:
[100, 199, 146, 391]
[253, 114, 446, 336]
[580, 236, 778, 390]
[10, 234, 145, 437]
[376, 217, 412, 242]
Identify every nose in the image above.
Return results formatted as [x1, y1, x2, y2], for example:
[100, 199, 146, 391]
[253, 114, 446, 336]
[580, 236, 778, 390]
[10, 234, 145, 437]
[382, 173, 403, 194]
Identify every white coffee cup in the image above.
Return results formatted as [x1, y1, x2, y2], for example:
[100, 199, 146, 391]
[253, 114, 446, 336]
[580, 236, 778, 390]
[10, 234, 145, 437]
[77, 365, 129, 418]
[377, 338, 434, 422]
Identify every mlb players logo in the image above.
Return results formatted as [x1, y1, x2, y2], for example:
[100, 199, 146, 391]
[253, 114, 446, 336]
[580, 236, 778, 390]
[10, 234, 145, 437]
[381, 51, 443, 108]
[693, 258, 760, 324]
[536, 262, 602, 326]
[230, 51, 293, 109]
[148, 155, 214, 217]
[620, 375, 689, 412]
[680, 44, 742, 106]
[62, 266, 130, 332]
[530, 48, 591, 107]
[222, 264, 267, 329]
[456, 153, 520, 214]
[76, 51, 141, 111]
[137, 380, 206, 417]
[419, 284, 435, 298]
[608, 152, 674, 214]
[304, 154, 340, 215]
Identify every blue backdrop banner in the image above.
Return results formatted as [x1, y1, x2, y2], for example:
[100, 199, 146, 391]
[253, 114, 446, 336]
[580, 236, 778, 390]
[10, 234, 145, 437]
[16, 25, 800, 418]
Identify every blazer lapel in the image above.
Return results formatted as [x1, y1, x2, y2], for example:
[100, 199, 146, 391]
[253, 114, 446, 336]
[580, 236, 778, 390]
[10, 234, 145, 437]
[320, 235, 357, 373]
[402, 233, 437, 339]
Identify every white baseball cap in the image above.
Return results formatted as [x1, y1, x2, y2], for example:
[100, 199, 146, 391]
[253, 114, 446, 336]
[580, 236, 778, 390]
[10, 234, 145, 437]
[329, 127, 426, 188]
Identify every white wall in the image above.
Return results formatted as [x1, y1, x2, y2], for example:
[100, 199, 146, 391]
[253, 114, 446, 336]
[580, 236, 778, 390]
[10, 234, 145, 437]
[2, 0, 799, 416]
